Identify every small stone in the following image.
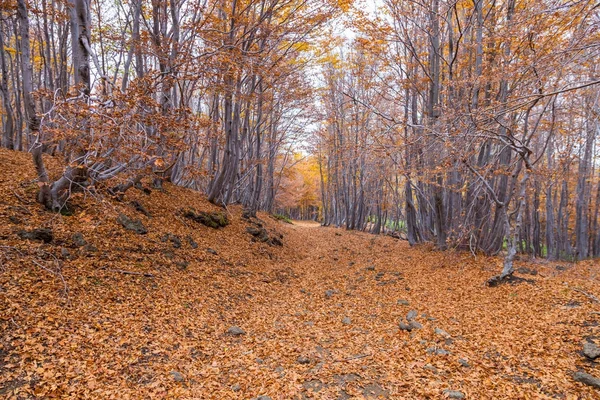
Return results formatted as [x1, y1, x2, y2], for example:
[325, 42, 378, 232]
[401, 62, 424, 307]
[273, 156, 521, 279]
[18, 228, 53, 243]
[399, 322, 412, 331]
[72, 232, 87, 247]
[297, 355, 310, 364]
[342, 317, 351, 325]
[583, 342, 600, 359]
[274, 366, 284, 374]
[375, 272, 385, 280]
[365, 265, 375, 271]
[325, 289, 335, 298]
[423, 364, 438, 373]
[458, 358, 470, 368]
[207, 248, 218, 255]
[117, 213, 147, 234]
[397, 299, 410, 306]
[227, 326, 245, 336]
[443, 389, 465, 399]
[255, 396, 272, 400]
[427, 347, 449, 356]
[406, 310, 418, 321]
[435, 328, 451, 339]
[231, 384, 241, 392]
[409, 320, 423, 330]
[186, 235, 198, 249]
[255, 358, 264, 364]
[60, 247, 71, 259]
[170, 370, 184, 382]
[573, 371, 600, 389]
[83, 244, 98, 254]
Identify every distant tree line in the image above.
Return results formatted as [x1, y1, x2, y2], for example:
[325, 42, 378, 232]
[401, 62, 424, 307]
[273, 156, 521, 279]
[314, 0, 600, 278]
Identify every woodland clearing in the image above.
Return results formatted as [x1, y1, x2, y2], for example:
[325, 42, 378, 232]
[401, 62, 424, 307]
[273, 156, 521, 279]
[1, 148, 599, 399]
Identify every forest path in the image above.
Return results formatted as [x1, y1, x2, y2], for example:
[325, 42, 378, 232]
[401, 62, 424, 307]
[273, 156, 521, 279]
[1, 148, 599, 399]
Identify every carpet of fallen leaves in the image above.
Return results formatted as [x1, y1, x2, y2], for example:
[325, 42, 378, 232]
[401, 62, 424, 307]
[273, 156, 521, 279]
[1, 148, 599, 399]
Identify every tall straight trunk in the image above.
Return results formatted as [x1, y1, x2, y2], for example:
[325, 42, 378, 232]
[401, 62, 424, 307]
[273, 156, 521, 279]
[18, 0, 50, 205]
[574, 113, 595, 259]
[0, 23, 15, 149]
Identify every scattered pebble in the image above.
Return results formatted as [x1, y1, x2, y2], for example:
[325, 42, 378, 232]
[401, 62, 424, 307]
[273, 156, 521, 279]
[573, 371, 600, 389]
[583, 342, 600, 359]
[170, 370, 184, 382]
[458, 358, 471, 368]
[406, 310, 418, 321]
[297, 355, 310, 364]
[227, 326, 245, 336]
[443, 389, 465, 399]
[435, 328, 451, 339]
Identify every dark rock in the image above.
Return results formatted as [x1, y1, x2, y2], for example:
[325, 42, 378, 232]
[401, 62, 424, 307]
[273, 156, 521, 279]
[175, 261, 189, 270]
[18, 228, 53, 243]
[161, 233, 181, 248]
[83, 244, 98, 254]
[325, 289, 335, 298]
[246, 226, 270, 242]
[117, 213, 147, 234]
[186, 235, 198, 249]
[397, 299, 410, 306]
[573, 371, 600, 389]
[170, 370, 184, 382]
[270, 235, 283, 246]
[583, 342, 600, 359]
[60, 248, 71, 259]
[207, 248, 218, 255]
[231, 384, 241, 392]
[443, 389, 465, 399]
[375, 272, 385, 280]
[458, 358, 470, 368]
[365, 265, 375, 271]
[342, 317, 351, 325]
[297, 356, 310, 365]
[72, 232, 87, 247]
[130, 200, 151, 217]
[183, 208, 229, 229]
[406, 310, 418, 321]
[555, 265, 568, 271]
[255, 396, 272, 400]
[9, 215, 22, 224]
[227, 326, 245, 336]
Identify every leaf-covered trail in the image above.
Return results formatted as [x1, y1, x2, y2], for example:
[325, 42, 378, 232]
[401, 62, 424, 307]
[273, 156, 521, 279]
[1, 149, 599, 399]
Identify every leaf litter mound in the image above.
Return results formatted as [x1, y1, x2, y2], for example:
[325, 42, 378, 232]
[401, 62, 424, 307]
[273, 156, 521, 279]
[1, 148, 599, 399]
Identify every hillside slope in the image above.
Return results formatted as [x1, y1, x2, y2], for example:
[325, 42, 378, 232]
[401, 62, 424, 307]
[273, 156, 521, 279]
[1, 148, 599, 399]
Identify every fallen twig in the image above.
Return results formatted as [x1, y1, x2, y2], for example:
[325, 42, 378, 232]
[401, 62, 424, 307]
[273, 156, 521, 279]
[570, 287, 599, 303]
[11, 189, 31, 204]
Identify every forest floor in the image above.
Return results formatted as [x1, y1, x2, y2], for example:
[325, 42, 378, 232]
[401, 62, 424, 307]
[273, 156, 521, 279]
[1, 148, 599, 399]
